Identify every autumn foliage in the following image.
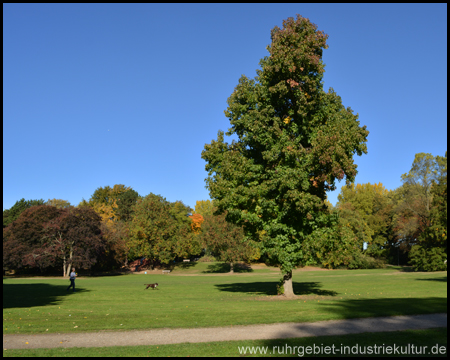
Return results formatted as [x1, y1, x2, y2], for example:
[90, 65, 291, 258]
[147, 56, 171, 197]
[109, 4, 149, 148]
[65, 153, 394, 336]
[189, 213, 204, 234]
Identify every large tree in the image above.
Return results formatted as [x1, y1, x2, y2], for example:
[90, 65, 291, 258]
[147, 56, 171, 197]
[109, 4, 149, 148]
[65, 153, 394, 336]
[127, 194, 201, 267]
[393, 153, 445, 252]
[3, 205, 105, 276]
[407, 152, 447, 271]
[336, 182, 394, 258]
[201, 15, 368, 297]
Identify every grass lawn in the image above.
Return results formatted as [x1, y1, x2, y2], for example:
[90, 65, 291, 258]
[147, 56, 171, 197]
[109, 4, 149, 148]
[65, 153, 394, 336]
[3, 263, 447, 335]
[3, 328, 447, 357]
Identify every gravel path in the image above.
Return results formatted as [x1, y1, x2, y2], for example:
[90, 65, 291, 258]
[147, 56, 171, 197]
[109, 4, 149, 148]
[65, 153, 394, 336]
[3, 313, 447, 350]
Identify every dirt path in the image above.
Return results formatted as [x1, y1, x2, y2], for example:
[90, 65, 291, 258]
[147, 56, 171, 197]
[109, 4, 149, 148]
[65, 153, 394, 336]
[3, 313, 446, 350]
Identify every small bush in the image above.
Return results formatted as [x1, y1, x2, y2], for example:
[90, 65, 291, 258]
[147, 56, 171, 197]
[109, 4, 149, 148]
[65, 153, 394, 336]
[409, 245, 447, 272]
[276, 278, 284, 295]
[198, 255, 217, 262]
[348, 252, 385, 269]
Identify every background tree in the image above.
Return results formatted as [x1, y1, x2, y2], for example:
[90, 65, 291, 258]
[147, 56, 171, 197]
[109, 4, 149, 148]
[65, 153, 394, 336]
[189, 213, 204, 235]
[199, 212, 258, 273]
[86, 185, 139, 270]
[201, 15, 369, 297]
[3, 198, 45, 228]
[392, 153, 444, 258]
[193, 200, 215, 218]
[3, 205, 61, 272]
[127, 194, 201, 267]
[302, 211, 360, 269]
[336, 182, 394, 258]
[3, 205, 105, 276]
[115, 189, 140, 222]
[408, 152, 447, 271]
[45, 198, 72, 209]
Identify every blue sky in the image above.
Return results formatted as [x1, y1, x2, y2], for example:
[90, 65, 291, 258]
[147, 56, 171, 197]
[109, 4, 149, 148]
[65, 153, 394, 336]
[3, 4, 447, 211]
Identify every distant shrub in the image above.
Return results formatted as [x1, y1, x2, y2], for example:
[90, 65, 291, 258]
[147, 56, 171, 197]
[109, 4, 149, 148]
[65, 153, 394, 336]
[348, 252, 385, 269]
[409, 246, 447, 272]
[276, 278, 284, 295]
[198, 255, 217, 262]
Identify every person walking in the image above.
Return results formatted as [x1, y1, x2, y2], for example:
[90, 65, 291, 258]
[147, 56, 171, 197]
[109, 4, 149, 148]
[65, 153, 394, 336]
[67, 268, 77, 292]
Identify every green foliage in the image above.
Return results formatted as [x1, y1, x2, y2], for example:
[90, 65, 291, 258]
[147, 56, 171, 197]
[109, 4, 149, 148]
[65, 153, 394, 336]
[127, 194, 201, 265]
[201, 15, 369, 285]
[394, 152, 447, 269]
[45, 198, 71, 209]
[336, 182, 394, 258]
[193, 200, 215, 218]
[199, 212, 258, 267]
[302, 212, 361, 269]
[3, 198, 45, 228]
[409, 245, 447, 272]
[276, 278, 285, 295]
[347, 252, 386, 270]
[197, 254, 217, 262]
[115, 189, 140, 222]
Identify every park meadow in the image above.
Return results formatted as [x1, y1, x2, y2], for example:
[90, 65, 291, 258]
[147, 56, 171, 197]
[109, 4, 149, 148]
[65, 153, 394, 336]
[3, 262, 447, 356]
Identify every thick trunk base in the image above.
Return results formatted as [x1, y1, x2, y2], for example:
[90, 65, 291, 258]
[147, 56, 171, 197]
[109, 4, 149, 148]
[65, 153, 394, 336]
[283, 271, 295, 298]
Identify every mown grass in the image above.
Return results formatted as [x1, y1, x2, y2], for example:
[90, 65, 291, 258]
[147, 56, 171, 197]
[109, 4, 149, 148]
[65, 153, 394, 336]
[3, 328, 447, 357]
[3, 264, 446, 335]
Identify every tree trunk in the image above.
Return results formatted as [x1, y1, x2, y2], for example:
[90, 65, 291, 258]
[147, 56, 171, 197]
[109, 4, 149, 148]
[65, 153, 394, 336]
[65, 241, 74, 277]
[283, 271, 295, 298]
[229, 262, 234, 273]
[63, 256, 67, 278]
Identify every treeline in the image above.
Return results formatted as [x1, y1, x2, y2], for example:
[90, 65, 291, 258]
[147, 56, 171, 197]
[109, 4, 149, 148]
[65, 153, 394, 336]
[2, 185, 257, 276]
[305, 152, 447, 271]
[3, 152, 447, 275]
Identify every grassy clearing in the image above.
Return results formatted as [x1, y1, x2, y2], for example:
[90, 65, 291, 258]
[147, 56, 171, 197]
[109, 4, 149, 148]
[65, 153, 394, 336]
[3, 264, 447, 335]
[3, 328, 447, 357]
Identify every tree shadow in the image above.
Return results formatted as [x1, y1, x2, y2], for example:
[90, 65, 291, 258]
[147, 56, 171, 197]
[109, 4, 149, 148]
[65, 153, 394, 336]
[202, 263, 254, 274]
[3, 283, 90, 309]
[174, 262, 198, 270]
[234, 263, 254, 273]
[203, 263, 231, 273]
[265, 297, 447, 341]
[86, 272, 128, 277]
[215, 281, 337, 296]
[416, 276, 447, 282]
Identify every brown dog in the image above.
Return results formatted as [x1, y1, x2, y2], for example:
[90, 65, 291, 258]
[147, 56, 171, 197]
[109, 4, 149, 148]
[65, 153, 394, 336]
[144, 283, 159, 290]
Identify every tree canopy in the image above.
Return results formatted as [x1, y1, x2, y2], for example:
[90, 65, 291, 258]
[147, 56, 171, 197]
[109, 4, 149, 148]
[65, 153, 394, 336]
[3, 205, 105, 276]
[201, 15, 369, 296]
[127, 194, 201, 266]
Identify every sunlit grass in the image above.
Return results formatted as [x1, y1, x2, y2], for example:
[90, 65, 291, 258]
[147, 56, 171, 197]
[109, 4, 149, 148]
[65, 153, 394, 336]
[3, 265, 447, 335]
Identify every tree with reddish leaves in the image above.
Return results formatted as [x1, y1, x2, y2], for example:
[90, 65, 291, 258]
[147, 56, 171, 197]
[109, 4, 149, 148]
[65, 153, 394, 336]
[199, 212, 257, 273]
[3, 205, 105, 276]
[202, 15, 368, 296]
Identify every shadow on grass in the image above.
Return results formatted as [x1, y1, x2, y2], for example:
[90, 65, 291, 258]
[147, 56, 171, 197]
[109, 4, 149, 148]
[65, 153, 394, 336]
[203, 263, 254, 274]
[216, 281, 337, 296]
[267, 297, 448, 342]
[319, 297, 448, 319]
[416, 276, 447, 282]
[3, 283, 90, 309]
[86, 272, 128, 277]
[259, 326, 447, 357]
[173, 262, 199, 270]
